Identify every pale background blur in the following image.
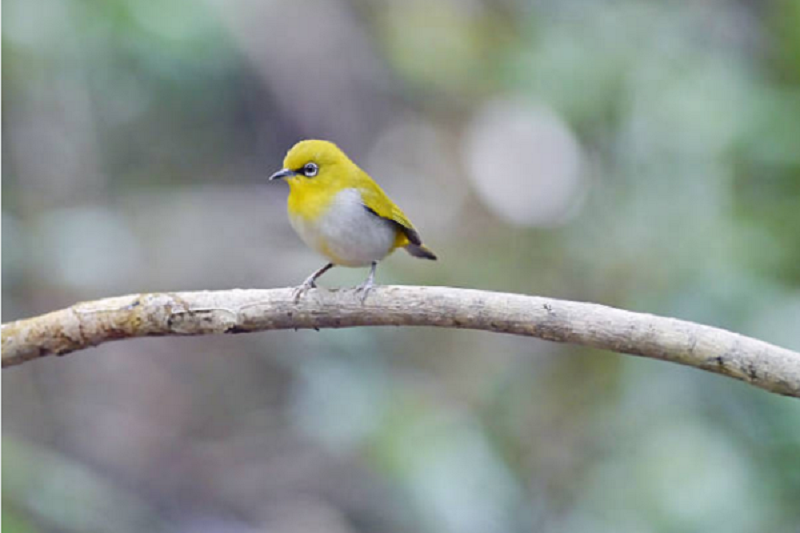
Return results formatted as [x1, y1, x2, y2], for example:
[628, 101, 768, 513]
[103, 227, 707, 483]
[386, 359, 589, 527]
[3, 0, 800, 532]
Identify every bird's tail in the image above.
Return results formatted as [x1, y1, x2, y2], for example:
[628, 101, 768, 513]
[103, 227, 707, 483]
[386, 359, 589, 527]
[405, 243, 437, 260]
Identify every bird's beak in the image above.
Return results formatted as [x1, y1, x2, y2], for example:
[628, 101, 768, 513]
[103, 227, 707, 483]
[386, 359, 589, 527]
[269, 168, 296, 181]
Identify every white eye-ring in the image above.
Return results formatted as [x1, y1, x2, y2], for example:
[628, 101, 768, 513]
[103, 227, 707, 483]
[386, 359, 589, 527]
[303, 162, 318, 177]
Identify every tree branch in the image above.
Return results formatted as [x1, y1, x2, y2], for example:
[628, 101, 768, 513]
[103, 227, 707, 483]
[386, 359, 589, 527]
[2, 286, 798, 397]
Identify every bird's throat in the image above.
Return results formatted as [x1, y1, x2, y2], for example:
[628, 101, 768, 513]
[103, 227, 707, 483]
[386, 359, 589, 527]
[287, 182, 337, 221]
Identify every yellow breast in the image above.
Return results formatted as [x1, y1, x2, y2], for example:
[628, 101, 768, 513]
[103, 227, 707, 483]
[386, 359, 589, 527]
[286, 178, 340, 221]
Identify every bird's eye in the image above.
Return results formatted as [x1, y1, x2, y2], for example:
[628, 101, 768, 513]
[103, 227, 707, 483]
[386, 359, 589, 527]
[303, 163, 318, 177]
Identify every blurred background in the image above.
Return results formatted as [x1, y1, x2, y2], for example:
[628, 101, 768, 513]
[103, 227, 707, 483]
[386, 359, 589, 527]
[4, 0, 800, 531]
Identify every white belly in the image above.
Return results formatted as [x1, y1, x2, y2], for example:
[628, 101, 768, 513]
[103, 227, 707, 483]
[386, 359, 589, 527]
[289, 188, 396, 267]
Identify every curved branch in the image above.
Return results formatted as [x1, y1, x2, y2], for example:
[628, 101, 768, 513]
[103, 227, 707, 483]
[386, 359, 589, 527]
[2, 286, 799, 397]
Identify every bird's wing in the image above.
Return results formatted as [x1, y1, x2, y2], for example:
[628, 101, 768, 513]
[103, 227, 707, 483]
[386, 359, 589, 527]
[359, 186, 422, 245]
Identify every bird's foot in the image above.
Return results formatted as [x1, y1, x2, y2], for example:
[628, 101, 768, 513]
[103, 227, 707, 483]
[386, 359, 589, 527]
[292, 279, 316, 303]
[354, 261, 378, 304]
[354, 278, 374, 304]
[293, 263, 334, 303]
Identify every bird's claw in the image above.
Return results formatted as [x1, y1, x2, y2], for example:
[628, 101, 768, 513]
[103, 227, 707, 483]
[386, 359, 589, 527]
[292, 280, 316, 303]
[354, 261, 378, 304]
[354, 280, 374, 304]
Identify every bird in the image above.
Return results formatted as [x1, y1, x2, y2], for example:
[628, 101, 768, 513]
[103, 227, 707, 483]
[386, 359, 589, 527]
[269, 139, 436, 302]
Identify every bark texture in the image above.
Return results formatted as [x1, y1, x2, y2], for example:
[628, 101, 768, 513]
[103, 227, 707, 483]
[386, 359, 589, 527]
[3, 286, 799, 397]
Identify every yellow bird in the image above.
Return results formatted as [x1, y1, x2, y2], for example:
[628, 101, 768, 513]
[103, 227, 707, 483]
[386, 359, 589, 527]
[270, 140, 437, 301]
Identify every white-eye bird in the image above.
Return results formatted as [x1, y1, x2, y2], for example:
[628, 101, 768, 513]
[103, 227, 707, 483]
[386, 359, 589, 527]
[269, 140, 436, 301]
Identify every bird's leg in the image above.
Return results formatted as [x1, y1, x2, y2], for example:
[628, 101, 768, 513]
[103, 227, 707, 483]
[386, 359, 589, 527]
[355, 261, 378, 303]
[293, 262, 334, 302]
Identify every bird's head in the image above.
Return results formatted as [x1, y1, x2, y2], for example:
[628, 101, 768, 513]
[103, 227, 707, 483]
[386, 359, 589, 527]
[269, 139, 355, 192]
